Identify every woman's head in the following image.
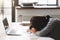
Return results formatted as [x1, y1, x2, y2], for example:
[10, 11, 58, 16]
[29, 16, 50, 33]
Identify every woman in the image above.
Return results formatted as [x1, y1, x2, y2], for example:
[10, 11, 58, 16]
[28, 16, 49, 34]
[27, 16, 54, 40]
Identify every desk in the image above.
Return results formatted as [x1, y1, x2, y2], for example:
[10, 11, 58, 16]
[0, 36, 54, 40]
[3, 23, 54, 40]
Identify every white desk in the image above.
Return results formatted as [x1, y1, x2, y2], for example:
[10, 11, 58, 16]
[0, 36, 54, 40]
[0, 22, 54, 40]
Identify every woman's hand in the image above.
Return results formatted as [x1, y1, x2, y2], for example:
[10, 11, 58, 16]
[27, 28, 37, 34]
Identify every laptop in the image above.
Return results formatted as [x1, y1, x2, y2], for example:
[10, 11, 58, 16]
[3, 18, 21, 36]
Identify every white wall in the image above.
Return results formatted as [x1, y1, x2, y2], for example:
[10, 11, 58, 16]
[16, 9, 60, 21]
[4, 0, 12, 23]
[0, 0, 3, 14]
[17, 9, 60, 15]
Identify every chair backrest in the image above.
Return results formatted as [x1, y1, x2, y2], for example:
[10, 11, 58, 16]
[39, 18, 60, 40]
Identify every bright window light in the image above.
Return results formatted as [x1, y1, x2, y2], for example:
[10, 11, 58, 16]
[38, 0, 47, 4]
[19, 0, 57, 6]
[48, 0, 56, 4]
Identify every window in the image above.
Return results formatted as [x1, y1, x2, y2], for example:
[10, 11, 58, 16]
[19, 0, 38, 3]
[37, 0, 58, 6]
[19, 0, 58, 8]
[19, 0, 58, 6]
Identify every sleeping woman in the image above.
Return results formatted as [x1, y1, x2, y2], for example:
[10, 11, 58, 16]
[27, 15, 54, 40]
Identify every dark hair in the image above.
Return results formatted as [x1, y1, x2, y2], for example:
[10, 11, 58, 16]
[46, 15, 51, 20]
[45, 15, 51, 23]
[30, 16, 48, 31]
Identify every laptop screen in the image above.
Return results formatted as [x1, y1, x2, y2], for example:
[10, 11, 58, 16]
[3, 18, 9, 29]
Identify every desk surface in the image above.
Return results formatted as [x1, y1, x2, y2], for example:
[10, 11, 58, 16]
[0, 36, 54, 40]
[3, 23, 54, 40]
